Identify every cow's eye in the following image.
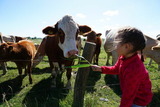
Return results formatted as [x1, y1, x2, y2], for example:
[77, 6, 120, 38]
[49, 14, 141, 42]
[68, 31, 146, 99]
[58, 29, 65, 43]
[59, 34, 65, 44]
[76, 29, 79, 40]
[58, 29, 64, 36]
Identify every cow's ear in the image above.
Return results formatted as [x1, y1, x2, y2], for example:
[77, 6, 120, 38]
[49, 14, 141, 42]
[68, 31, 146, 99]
[96, 33, 102, 37]
[42, 26, 57, 35]
[78, 25, 92, 35]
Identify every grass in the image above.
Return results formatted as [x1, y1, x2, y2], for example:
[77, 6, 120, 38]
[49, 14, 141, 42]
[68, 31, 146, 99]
[0, 38, 160, 107]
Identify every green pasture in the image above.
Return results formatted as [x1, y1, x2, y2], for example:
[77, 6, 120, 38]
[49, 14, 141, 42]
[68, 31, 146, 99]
[0, 38, 160, 107]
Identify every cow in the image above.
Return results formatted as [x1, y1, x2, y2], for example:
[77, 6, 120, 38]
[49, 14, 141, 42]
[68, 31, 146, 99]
[34, 15, 92, 88]
[82, 30, 102, 65]
[0, 40, 36, 84]
[104, 29, 119, 65]
[147, 34, 160, 69]
[0, 33, 7, 75]
[0, 34, 27, 75]
[104, 29, 118, 65]
[104, 29, 160, 70]
[143, 36, 160, 67]
[2, 35, 27, 43]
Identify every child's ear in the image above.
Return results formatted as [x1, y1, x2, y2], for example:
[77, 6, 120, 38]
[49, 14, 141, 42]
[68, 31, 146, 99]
[123, 43, 129, 49]
[126, 43, 133, 50]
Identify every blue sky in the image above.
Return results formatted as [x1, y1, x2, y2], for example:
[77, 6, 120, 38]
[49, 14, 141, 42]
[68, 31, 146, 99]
[0, 0, 160, 39]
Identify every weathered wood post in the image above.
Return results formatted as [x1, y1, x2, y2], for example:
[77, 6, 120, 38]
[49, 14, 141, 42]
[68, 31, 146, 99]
[72, 42, 96, 107]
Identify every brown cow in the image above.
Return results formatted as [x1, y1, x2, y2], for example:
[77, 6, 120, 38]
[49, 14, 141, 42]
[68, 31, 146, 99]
[82, 31, 102, 65]
[0, 34, 27, 75]
[0, 40, 36, 84]
[34, 15, 92, 88]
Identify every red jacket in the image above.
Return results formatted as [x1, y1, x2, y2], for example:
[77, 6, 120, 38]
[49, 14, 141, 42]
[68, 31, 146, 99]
[101, 54, 153, 107]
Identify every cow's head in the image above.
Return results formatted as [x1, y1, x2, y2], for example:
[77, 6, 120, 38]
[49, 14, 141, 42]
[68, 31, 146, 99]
[15, 36, 27, 42]
[82, 31, 102, 43]
[0, 43, 13, 59]
[145, 43, 160, 64]
[42, 15, 91, 58]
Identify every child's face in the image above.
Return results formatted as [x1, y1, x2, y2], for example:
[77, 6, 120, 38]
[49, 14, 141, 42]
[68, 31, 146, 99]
[116, 42, 134, 57]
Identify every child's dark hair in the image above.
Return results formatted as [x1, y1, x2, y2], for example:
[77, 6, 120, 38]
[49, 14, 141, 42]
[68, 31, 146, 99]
[117, 26, 146, 61]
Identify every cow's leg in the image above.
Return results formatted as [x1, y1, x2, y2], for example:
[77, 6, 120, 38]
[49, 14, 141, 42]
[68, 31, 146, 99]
[106, 52, 111, 65]
[112, 50, 118, 65]
[27, 61, 32, 84]
[24, 65, 28, 75]
[65, 68, 72, 89]
[111, 50, 118, 79]
[95, 53, 99, 65]
[93, 53, 98, 65]
[49, 61, 54, 71]
[148, 58, 152, 66]
[92, 54, 96, 64]
[51, 62, 59, 88]
[56, 64, 65, 87]
[17, 65, 23, 75]
[1, 62, 7, 75]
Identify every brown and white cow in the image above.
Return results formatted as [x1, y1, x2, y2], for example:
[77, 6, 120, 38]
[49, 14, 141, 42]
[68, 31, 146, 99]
[0, 40, 36, 84]
[34, 15, 92, 88]
[104, 29, 160, 69]
[82, 30, 102, 65]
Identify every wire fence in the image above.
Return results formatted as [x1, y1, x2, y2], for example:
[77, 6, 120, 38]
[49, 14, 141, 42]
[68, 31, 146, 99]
[1, 57, 160, 88]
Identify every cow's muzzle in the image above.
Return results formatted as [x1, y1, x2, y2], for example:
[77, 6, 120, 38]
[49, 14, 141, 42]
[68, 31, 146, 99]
[68, 50, 78, 58]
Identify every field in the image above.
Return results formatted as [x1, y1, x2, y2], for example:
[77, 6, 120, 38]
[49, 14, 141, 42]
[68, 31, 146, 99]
[0, 38, 160, 107]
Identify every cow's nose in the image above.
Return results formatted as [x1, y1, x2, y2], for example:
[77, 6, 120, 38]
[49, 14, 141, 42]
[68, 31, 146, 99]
[68, 50, 78, 57]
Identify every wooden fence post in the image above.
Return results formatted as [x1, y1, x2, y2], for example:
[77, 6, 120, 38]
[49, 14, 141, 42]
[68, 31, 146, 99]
[72, 42, 96, 107]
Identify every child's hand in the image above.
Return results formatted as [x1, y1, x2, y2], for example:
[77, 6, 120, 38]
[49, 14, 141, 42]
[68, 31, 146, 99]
[91, 65, 102, 72]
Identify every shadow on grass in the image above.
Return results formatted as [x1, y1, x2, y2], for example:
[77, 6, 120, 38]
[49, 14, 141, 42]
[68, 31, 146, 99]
[149, 90, 160, 107]
[0, 75, 25, 104]
[0, 66, 17, 75]
[32, 67, 51, 75]
[4, 66, 17, 70]
[0, 66, 50, 76]
[86, 69, 101, 93]
[22, 77, 69, 107]
[0, 67, 51, 77]
[104, 75, 122, 96]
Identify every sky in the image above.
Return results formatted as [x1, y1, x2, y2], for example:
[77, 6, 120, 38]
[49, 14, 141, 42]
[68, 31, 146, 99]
[0, 0, 160, 39]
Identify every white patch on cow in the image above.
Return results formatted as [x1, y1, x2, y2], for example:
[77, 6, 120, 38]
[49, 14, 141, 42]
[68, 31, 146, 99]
[2, 35, 16, 42]
[58, 15, 78, 57]
[104, 28, 119, 52]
